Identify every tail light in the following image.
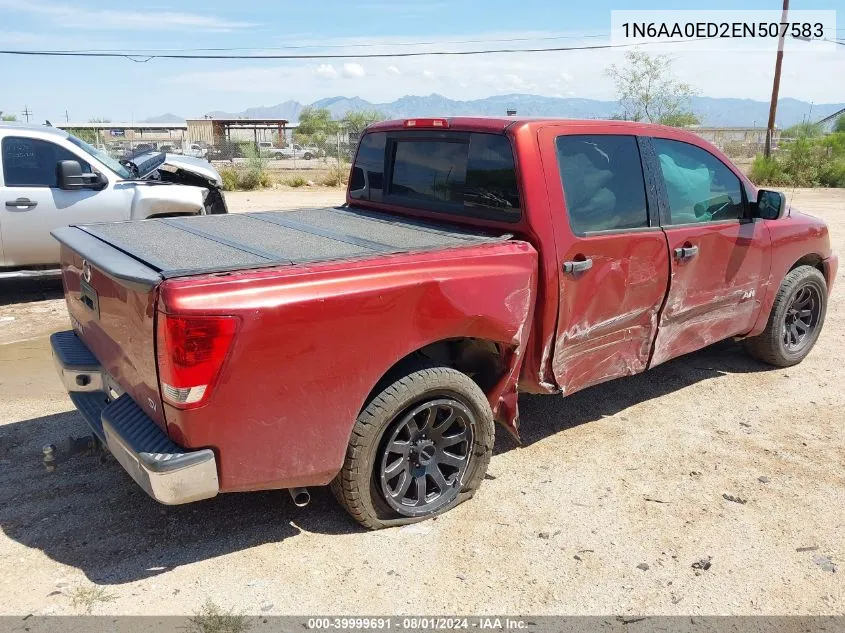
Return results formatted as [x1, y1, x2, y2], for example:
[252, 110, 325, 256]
[156, 313, 238, 409]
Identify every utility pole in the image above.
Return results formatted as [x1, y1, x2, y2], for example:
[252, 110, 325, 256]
[65, 110, 69, 123]
[22, 106, 32, 123]
[764, 0, 789, 158]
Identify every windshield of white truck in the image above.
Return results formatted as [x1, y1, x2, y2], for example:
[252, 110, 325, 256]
[349, 130, 521, 223]
[67, 134, 132, 179]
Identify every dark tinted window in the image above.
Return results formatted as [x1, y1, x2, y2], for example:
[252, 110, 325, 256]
[351, 131, 520, 222]
[556, 135, 649, 234]
[349, 132, 385, 202]
[653, 138, 744, 224]
[2, 136, 90, 187]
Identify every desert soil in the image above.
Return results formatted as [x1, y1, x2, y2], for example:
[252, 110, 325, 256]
[0, 188, 842, 616]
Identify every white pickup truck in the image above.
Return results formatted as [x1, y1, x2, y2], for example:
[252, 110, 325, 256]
[0, 122, 227, 277]
[259, 142, 321, 160]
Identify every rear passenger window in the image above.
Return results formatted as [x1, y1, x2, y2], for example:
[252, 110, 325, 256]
[2, 136, 91, 188]
[653, 138, 745, 225]
[556, 135, 649, 235]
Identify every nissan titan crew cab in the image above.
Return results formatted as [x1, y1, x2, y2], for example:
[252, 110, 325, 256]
[50, 118, 837, 528]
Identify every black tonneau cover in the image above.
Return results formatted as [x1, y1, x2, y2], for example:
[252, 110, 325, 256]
[52, 206, 508, 290]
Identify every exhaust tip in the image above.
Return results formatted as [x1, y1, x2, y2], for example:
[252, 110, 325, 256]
[289, 487, 310, 507]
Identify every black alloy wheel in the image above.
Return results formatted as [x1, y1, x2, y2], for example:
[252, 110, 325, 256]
[783, 284, 822, 352]
[378, 399, 474, 517]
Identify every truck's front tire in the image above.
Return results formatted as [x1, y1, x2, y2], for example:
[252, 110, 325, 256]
[744, 265, 827, 367]
[204, 188, 228, 215]
[331, 363, 494, 529]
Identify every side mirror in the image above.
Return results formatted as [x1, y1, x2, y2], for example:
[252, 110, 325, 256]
[57, 160, 105, 190]
[754, 189, 787, 220]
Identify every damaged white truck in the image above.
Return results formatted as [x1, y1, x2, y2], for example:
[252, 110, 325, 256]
[0, 122, 227, 277]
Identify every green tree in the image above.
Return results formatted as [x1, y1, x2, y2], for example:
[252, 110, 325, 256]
[783, 121, 822, 139]
[294, 107, 338, 145]
[0, 111, 17, 121]
[606, 51, 700, 126]
[88, 117, 112, 123]
[341, 109, 386, 137]
[64, 127, 97, 143]
[833, 114, 845, 134]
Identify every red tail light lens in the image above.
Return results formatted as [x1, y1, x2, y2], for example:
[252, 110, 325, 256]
[156, 314, 238, 409]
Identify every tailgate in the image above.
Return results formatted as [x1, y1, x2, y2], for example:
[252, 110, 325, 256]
[53, 227, 168, 431]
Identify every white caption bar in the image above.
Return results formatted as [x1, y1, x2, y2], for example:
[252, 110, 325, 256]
[611, 10, 836, 52]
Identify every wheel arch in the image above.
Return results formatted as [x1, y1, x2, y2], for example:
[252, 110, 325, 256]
[789, 253, 827, 283]
[362, 337, 508, 413]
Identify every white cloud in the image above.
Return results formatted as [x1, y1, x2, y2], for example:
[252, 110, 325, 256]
[386, 65, 402, 75]
[342, 63, 366, 78]
[421, 70, 436, 79]
[500, 74, 537, 92]
[0, 0, 255, 31]
[315, 64, 339, 79]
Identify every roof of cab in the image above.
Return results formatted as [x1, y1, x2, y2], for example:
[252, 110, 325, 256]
[365, 116, 718, 150]
[367, 116, 693, 135]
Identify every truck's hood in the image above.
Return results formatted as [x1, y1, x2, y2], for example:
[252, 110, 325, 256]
[123, 151, 222, 188]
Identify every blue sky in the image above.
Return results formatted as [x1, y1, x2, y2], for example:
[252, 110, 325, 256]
[1, 0, 843, 122]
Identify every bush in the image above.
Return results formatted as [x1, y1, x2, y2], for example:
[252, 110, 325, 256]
[219, 167, 239, 192]
[236, 170, 262, 191]
[749, 131, 845, 189]
[818, 159, 845, 188]
[320, 164, 349, 187]
[749, 155, 787, 186]
[780, 138, 825, 186]
[284, 175, 308, 187]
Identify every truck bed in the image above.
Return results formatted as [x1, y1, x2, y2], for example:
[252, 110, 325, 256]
[53, 206, 508, 285]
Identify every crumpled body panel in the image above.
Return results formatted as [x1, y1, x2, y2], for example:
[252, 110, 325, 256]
[159, 240, 538, 491]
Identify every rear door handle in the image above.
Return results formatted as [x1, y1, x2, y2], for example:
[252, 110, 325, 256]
[674, 245, 699, 260]
[562, 258, 593, 274]
[5, 198, 37, 210]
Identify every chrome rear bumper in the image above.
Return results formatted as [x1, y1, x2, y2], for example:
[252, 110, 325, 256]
[50, 330, 219, 505]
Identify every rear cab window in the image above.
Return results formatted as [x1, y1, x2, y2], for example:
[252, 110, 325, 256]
[350, 130, 521, 223]
[555, 134, 650, 235]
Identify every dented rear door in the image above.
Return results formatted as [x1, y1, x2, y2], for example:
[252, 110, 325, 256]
[646, 137, 771, 367]
[539, 128, 670, 396]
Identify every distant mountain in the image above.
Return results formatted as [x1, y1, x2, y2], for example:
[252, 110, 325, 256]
[311, 96, 375, 118]
[206, 100, 304, 122]
[142, 113, 185, 123]
[153, 94, 845, 128]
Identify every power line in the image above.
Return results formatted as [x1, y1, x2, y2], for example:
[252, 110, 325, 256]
[50, 33, 610, 54]
[22, 28, 845, 55]
[0, 38, 708, 61]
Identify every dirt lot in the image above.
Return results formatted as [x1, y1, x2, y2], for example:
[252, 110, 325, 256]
[0, 188, 842, 616]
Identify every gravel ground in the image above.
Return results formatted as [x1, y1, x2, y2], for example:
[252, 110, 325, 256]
[0, 188, 842, 616]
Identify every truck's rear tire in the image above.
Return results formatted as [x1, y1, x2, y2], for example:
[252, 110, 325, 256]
[744, 265, 827, 367]
[331, 363, 494, 529]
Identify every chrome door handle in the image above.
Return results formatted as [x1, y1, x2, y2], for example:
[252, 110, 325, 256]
[5, 198, 37, 210]
[562, 258, 593, 274]
[674, 245, 699, 260]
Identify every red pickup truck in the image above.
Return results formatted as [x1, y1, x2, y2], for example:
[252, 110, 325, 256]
[50, 117, 837, 529]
